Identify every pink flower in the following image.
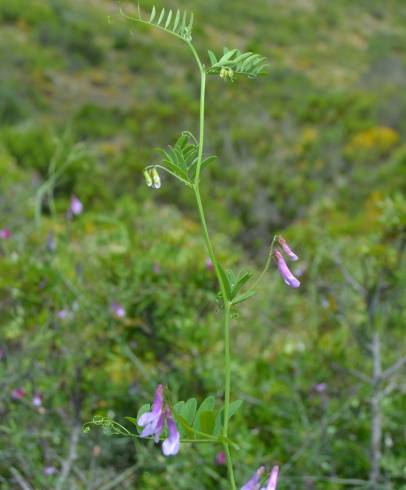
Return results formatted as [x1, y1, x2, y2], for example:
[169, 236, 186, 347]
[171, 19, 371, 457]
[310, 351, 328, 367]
[215, 451, 226, 465]
[206, 258, 214, 271]
[0, 228, 11, 240]
[11, 388, 25, 400]
[277, 237, 298, 261]
[111, 302, 126, 318]
[69, 195, 83, 216]
[274, 250, 300, 288]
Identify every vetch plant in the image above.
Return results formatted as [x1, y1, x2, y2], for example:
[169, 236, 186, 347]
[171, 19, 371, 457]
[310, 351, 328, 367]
[84, 5, 302, 489]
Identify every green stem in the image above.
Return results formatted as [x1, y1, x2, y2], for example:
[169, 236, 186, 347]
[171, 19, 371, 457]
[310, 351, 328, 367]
[195, 70, 206, 184]
[223, 443, 237, 490]
[223, 303, 232, 437]
[189, 40, 237, 490]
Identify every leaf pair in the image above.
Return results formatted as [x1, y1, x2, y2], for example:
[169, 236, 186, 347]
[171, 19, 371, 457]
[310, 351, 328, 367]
[218, 266, 256, 305]
[208, 47, 268, 80]
[154, 132, 216, 186]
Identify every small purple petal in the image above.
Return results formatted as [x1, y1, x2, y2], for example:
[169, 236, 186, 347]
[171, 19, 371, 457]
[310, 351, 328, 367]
[275, 251, 301, 288]
[277, 236, 298, 261]
[0, 228, 11, 240]
[261, 466, 279, 490]
[315, 383, 327, 393]
[69, 195, 83, 216]
[57, 309, 69, 320]
[44, 466, 57, 476]
[32, 393, 43, 407]
[138, 385, 165, 441]
[153, 412, 166, 443]
[241, 466, 265, 490]
[162, 409, 180, 456]
[111, 302, 126, 318]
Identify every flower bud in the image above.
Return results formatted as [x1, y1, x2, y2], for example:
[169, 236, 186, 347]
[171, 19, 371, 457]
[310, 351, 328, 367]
[144, 169, 153, 187]
[275, 250, 300, 288]
[151, 168, 161, 189]
[277, 236, 298, 261]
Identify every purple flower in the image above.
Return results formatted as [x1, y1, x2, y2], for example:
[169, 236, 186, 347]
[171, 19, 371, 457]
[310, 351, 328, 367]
[111, 302, 126, 318]
[69, 195, 83, 216]
[275, 251, 300, 288]
[57, 309, 70, 320]
[241, 466, 265, 490]
[0, 228, 11, 240]
[162, 408, 180, 456]
[315, 383, 327, 394]
[277, 237, 298, 261]
[138, 384, 181, 456]
[138, 384, 165, 442]
[261, 466, 279, 490]
[32, 393, 43, 407]
[11, 388, 26, 400]
[215, 451, 226, 465]
[44, 466, 57, 476]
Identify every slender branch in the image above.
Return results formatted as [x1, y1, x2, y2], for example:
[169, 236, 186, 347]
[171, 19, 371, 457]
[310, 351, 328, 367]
[10, 468, 32, 490]
[382, 355, 406, 380]
[330, 362, 373, 385]
[370, 331, 382, 487]
[56, 425, 81, 490]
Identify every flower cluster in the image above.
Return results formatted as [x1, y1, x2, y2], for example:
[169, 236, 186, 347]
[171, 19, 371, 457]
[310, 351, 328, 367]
[274, 236, 300, 289]
[241, 466, 279, 490]
[138, 384, 180, 456]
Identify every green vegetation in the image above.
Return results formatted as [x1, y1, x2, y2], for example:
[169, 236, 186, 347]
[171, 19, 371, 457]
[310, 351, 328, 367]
[0, 0, 405, 489]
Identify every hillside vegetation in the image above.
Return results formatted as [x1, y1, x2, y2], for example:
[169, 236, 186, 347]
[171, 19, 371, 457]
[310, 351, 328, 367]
[0, 0, 405, 489]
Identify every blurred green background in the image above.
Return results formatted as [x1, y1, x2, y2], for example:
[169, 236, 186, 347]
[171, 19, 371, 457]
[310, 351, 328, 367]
[0, 0, 405, 488]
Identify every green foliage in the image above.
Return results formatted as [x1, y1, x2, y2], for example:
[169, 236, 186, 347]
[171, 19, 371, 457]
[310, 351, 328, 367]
[151, 132, 216, 186]
[1, 0, 406, 488]
[208, 48, 268, 80]
[121, 4, 194, 42]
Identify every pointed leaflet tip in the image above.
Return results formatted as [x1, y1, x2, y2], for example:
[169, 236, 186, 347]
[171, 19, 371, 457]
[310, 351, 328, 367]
[165, 9, 172, 29]
[157, 8, 165, 25]
[149, 5, 156, 22]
